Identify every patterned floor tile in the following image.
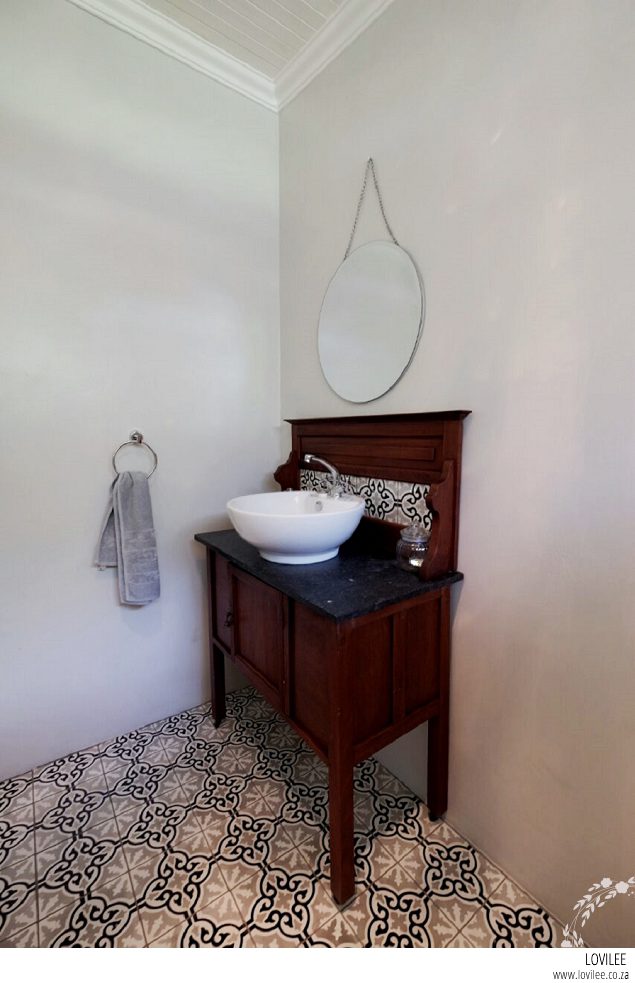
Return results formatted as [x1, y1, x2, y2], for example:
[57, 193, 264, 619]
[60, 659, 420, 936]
[36, 834, 130, 921]
[36, 822, 118, 892]
[107, 763, 181, 810]
[33, 824, 69, 856]
[0, 685, 562, 948]
[249, 927, 306, 947]
[230, 871, 263, 922]
[218, 812, 277, 870]
[446, 928, 474, 947]
[175, 769, 210, 796]
[465, 877, 560, 947]
[158, 732, 190, 753]
[397, 830, 506, 932]
[269, 820, 316, 861]
[171, 756, 221, 789]
[246, 777, 288, 808]
[0, 876, 37, 943]
[370, 833, 418, 871]
[189, 805, 233, 853]
[0, 821, 34, 871]
[34, 787, 115, 833]
[217, 857, 262, 893]
[341, 860, 466, 948]
[343, 868, 439, 947]
[247, 869, 339, 943]
[195, 712, 236, 739]
[426, 902, 464, 946]
[128, 858, 192, 943]
[429, 891, 481, 932]
[0, 771, 33, 794]
[117, 800, 202, 870]
[129, 844, 226, 944]
[0, 854, 36, 886]
[134, 902, 185, 945]
[147, 924, 183, 947]
[369, 761, 399, 790]
[194, 858, 231, 912]
[39, 871, 144, 947]
[316, 831, 374, 888]
[185, 891, 246, 947]
[284, 825, 325, 871]
[0, 780, 34, 823]
[213, 744, 260, 779]
[308, 911, 362, 947]
[0, 921, 39, 947]
[343, 885, 432, 948]
[292, 752, 328, 789]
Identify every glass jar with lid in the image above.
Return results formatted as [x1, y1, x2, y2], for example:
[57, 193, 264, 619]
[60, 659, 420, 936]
[396, 520, 430, 571]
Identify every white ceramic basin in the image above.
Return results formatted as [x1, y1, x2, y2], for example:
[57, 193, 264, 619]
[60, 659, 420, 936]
[226, 490, 365, 564]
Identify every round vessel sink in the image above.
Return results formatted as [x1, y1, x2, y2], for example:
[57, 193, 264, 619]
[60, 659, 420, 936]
[226, 490, 365, 564]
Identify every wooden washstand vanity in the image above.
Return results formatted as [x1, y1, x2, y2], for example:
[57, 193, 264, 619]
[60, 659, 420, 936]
[195, 412, 469, 905]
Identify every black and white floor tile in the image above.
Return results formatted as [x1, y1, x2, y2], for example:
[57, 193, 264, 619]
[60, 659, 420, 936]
[0, 687, 563, 948]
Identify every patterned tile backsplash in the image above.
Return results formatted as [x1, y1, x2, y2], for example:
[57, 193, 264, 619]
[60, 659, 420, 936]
[301, 469, 431, 528]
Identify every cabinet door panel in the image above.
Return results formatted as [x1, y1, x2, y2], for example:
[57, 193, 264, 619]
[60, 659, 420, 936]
[403, 596, 440, 714]
[291, 604, 331, 753]
[349, 619, 393, 745]
[212, 553, 233, 651]
[231, 569, 286, 710]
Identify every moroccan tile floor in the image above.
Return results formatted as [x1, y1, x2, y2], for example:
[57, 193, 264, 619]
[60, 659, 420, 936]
[0, 686, 563, 948]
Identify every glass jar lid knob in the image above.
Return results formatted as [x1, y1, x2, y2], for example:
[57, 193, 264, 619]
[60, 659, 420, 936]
[399, 521, 430, 543]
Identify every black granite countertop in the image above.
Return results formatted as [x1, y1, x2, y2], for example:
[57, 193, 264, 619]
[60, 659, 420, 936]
[194, 529, 463, 622]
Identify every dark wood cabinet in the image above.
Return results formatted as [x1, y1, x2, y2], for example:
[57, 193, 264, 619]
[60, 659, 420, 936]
[199, 532, 456, 906]
[231, 569, 288, 713]
[197, 411, 469, 905]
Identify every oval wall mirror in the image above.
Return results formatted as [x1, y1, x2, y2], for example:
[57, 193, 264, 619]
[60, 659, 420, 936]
[318, 240, 424, 403]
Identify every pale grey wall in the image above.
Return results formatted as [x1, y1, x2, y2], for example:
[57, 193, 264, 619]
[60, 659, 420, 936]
[0, 0, 278, 777]
[279, 0, 635, 946]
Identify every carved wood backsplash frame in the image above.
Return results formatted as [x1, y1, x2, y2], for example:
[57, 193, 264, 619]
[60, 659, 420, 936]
[274, 411, 470, 581]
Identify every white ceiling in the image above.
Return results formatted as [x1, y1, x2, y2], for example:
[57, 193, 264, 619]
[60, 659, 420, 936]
[68, 0, 396, 109]
[141, 0, 347, 80]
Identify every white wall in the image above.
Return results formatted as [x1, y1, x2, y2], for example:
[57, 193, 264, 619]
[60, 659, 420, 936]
[280, 0, 635, 945]
[0, 0, 279, 779]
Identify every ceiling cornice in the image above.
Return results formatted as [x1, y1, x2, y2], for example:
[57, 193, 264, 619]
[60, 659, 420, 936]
[275, 0, 397, 110]
[67, 0, 397, 113]
[66, 0, 278, 110]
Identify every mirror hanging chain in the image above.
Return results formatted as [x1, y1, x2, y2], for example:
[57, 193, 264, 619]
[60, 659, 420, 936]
[344, 158, 400, 259]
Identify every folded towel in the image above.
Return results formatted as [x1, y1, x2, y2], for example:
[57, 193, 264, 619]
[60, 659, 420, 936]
[95, 471, 160, 606]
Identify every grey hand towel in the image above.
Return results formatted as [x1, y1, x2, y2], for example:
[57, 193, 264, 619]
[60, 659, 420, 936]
[95, 471, 160, 605]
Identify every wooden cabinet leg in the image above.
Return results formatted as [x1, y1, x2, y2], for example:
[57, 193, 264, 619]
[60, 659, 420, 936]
[328, 622, 355, 905]
[211, 643, 226, 728]
[427, 710, 449, 820]
[206, 548, 226, 728]
[427, 588, 450, 820]
[329, 758, 355, 905]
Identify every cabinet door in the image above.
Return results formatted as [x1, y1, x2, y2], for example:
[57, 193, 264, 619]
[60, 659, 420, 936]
[211, 552, 233, 651]
[231, 568, 287, 712]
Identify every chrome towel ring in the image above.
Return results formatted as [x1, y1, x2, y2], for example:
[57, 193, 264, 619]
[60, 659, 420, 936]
[112, 431, 158, 477]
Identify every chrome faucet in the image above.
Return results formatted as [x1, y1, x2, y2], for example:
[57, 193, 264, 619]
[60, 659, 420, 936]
[303, 454, 343, 498]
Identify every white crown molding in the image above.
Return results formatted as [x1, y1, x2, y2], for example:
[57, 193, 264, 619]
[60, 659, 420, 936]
[66, 0, 277, 110]
[275, 0, 398, 110]
[67, 0, 397, 112]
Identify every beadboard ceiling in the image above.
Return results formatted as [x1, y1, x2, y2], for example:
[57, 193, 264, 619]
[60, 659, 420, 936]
[141, 0, 347, 78]
[69, 0, 397, 110]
